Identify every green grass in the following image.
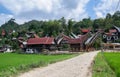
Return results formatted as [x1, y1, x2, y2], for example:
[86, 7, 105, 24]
[0, 53, 77, 77]
[104, 52, 120, 77]
[92, 52, 116, 77]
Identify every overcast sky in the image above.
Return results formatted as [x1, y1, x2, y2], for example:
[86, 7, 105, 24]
[0, 0, 120, 25]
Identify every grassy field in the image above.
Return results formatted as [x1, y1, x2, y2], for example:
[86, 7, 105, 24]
[0, 53, 77, 77]
[104, 52, 120, 77]
[92, 52, 116, 77]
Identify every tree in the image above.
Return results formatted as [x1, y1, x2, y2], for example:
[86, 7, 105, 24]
[66, 19, 75, 35]
[59, 17, 67, 33]
[106, 13, 112, 19]
[112, 11, 120, 27]
[93, 18, 104, 31]
[81, 18, 93, 28]
[1, 18, 19, 32]
[104, 13, 113, 30]
[42, 20, 62, 37]
[112, 11, 120, 20]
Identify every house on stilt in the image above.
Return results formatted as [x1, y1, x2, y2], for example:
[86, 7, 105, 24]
[26, 37, 55, 53]
[102, 26, 120, 50]
[59, 30, 91, 52]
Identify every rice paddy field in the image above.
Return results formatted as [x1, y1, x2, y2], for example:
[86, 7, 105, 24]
[0, 53, 77, 77]
[93, 52, 120, 77]
[92, 52, 116, 77]
[104, 52, 120, 77]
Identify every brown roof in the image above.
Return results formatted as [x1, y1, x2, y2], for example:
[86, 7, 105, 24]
[81, 29, 91, 33]
[109, 29, 117, 33]
[2, 29, 6, 36]
[105, 33, 112, 36]
[27, 37, 54, 45]
[67, 35, 88, 44]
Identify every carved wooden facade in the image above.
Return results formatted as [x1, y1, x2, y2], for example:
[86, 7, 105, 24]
[103, 26, 120, 43]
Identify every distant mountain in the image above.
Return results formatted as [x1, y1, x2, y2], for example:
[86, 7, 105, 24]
[0, 18, 19, 32]
[21, 20, 42, 30]
[0, 19, 43, 33]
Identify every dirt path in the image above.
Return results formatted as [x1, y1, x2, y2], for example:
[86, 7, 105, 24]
[18, 51, 99, 77]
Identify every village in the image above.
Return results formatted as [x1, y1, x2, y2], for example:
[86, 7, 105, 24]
[0, 17, 120, 77]
[1, 0, 120, 77]
[0, 22, 120, 76]
[0, 25, 120, 54]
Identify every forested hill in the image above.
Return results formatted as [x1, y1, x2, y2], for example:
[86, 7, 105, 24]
[1, 11, 120, 37]
[1, 18, 19, 32]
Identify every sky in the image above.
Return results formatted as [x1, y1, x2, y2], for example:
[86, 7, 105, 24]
[0, 0, 120, 26]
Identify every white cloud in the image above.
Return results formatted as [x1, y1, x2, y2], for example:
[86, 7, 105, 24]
[0, 13, 13, 25]
[96, 12, 104, 18]
[67, 0, 90, 20]
[15, 18, 30, 25]
[0, 0, 61, 15]
[94, 0, 119, 18]
[0, 0, 90, 25]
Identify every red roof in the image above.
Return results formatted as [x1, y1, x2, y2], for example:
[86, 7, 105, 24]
[68, 38, 82, 44]
[27, 37, 54, 45]
[81, 29, 91, 33]
[2, 29, 6, 36]
[109, 29, 117, 33]
[105, 33, 112, 36]
[67, 35, 88, 44]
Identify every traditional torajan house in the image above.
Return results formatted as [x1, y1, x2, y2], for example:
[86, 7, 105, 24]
[85, 30, 102, 51]
[1, 29, 6, 37]
[62, 32, 90, 52]
[114, 26, 120, 33]
[103, 26, 120, 43]
[102, 26, 120, 50]
[26, 37, 55, 53]
[114, 26, 120, 39]
[61, 29, 103, 52]
[18, 37, 26, 50]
